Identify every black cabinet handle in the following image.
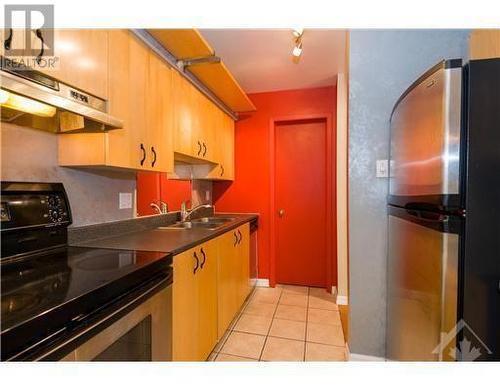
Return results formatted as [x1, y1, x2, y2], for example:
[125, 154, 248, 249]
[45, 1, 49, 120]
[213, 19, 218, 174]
[237, 230, 242, 244]
[4, 28, 13, 50]
[197, 141, 202, 156]
[220, 165, 224, 177]
[35, 29, 44, 64]
[140, 143, 146, 166]
[202, 142, 207, 157]
[200, 247, 206, 269]
[151, 146, 157, 167]
[193, 252, 200, 274]
[233, 232, 238, 247]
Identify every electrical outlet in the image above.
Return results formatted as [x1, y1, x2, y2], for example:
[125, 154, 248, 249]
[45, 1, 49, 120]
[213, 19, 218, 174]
[376, 159, 389, 178]
[119, 192, 132, 209]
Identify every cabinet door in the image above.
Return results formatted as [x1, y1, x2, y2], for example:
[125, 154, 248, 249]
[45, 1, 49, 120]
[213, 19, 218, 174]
[172, 249, 199, 361]
[173, 72, 195, 157]
[41, 29, 109, 99]
[217, 229, 239, 338]
[237, 223, 251, 305]
[197, 94, 217, 162]
[204, 110, 235, 180]
[146, 52, 174, 173]
[197, 239, 218, 359]
[106, 29, 141, 169]
[220, 113, 235, 180]
[128, 33, 149, 170]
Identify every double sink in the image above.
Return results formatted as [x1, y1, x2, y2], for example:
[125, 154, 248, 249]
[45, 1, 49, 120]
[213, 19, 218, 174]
[157, 216, 236, 231]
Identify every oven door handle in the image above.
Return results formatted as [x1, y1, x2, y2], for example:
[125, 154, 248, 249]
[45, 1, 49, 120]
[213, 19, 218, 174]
[69, 274, 170, 327]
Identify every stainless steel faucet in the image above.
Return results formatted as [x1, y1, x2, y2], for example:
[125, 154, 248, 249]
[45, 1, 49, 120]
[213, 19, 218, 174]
[150, 201, 168, 215]
[180, 202, 212, 222]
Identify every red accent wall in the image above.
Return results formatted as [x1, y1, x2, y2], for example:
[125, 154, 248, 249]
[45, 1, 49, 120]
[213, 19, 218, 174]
[137, 172, 190, 216]
[213, 86, 337, 280]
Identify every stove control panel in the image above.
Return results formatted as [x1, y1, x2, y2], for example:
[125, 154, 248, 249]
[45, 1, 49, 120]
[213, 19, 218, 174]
[0, 182, 72, 231]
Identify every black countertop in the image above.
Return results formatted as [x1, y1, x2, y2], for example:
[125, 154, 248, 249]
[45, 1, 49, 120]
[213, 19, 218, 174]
[74, 213, 258, 256]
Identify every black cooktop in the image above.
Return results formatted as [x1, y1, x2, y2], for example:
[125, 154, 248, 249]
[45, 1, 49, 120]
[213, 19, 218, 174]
[1, 245, 172, 361]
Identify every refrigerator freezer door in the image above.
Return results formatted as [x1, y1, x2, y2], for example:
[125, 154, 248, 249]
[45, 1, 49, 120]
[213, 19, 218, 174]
[389, 61, 462, 209]
[386, 206, 460, 361]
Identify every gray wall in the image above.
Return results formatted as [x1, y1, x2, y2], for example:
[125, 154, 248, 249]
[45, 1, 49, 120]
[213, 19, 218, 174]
[348, 30, 470, 357]
[1, 123, 136, 226]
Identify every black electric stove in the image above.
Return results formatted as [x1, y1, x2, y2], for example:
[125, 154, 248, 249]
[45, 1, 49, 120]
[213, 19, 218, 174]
[1, 182, 172, 361]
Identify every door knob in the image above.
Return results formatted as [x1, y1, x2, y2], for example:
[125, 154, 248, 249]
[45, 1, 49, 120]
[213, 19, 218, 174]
[278, 209, 285, 217]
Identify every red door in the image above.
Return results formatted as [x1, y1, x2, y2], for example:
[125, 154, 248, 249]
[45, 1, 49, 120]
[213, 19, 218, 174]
[275, 118, 328, 287]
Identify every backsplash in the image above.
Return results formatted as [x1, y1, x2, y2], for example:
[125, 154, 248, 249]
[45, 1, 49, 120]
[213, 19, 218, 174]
[191, 179, 212, 206]
[1, 123, 137, 227]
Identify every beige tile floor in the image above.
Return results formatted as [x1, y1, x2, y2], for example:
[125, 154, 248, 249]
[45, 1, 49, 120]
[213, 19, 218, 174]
[208, 284, 347, 362]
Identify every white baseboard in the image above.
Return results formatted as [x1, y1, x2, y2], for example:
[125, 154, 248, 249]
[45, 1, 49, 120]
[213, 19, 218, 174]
[336, 295, 349, 305]
[255, 278, 270, 287]
[349, 353, 386, 361]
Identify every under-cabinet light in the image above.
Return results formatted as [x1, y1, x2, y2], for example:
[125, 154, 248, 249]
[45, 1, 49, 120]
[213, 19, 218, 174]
[0, 89, 56, 117]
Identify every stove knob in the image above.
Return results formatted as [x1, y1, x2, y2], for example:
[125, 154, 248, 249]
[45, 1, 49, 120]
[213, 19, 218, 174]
[51, 210, 60, 221]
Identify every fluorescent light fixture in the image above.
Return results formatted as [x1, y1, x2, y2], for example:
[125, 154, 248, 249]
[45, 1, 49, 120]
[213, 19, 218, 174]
[0, 89, 56, 118]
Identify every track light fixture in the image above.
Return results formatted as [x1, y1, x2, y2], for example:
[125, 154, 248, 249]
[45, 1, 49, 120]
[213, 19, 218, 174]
[292, 29, 304, 63]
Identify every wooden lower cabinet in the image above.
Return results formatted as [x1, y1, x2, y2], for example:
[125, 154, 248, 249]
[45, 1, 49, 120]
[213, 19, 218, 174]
[172, 239, 217, 361]
[217, 224, 251, 339]
[217, 229, 240, 338]
[172, 224, 252, 361]
[236, 223, 251, 304]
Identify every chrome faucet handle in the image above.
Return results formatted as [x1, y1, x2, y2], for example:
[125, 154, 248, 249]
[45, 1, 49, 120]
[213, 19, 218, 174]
[180, 200, 190, 221]
[150, 202, 162, 215]
[160, 201, 168, 214]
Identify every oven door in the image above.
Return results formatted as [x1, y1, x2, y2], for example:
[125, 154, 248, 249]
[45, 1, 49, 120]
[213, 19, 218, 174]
[59, 283, 172, 361]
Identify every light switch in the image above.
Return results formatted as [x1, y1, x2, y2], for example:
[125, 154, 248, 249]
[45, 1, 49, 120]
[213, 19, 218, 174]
[119, 192, 133, 209]
[376, 159, 389, 178]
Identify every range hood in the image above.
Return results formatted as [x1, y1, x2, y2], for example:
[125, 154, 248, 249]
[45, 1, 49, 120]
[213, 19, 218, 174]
[0, 62, 123, 132]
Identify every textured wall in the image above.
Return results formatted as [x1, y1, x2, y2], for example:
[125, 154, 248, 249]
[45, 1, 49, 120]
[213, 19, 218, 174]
[348, 30, 470, 357]
[1, 123, 136, 227]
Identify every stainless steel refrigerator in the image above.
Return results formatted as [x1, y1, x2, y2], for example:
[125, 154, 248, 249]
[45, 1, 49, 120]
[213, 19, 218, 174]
[386, 58, 500, 361]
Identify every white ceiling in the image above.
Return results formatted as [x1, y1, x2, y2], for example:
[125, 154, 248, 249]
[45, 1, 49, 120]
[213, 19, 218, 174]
[199, 29, 347, 94]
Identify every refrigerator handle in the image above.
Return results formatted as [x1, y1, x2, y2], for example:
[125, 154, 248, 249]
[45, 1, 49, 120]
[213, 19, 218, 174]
[406, 209, 449, 223]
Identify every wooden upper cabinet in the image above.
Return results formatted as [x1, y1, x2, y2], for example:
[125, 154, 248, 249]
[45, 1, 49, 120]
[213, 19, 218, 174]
[59, 30, 174, 173]
[218, 113, 235, 180]
[196, 94, 217, 162]
[470, 29, 500, 60]
[146, 52, 174, 173]
[41, 29, 109, 99]
[202, 111, 235, 180]
[105, 29, 142, 170]
[173, 71, 196, 158]
[172, 71, 221, 164]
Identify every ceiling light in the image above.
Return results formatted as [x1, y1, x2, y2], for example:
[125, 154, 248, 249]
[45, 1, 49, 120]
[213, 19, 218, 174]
[292, 28, 304, 38]
[0, 89, 57, 117]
